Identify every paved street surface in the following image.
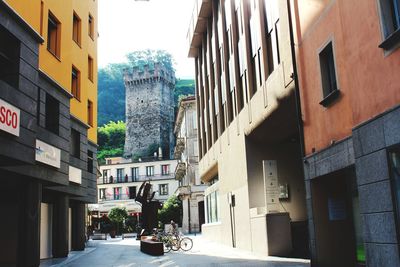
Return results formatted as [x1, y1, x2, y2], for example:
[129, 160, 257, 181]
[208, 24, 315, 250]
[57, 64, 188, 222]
[40, 235, 310, 267]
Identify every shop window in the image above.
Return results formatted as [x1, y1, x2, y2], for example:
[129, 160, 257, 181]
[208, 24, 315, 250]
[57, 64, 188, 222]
[159, 184, 168, 195]
[72, 12, 81, 46]
[71, 66, 80, 100]
[319, 42, 340, 107]
[0, 25, 20, 88]
[45, 93, 59, 135]
[70, 129, 80, 158]
[47, 11, 60, 58]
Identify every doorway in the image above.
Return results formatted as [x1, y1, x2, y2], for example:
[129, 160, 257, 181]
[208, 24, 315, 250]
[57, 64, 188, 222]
[311, 168, 365, 267]
[198, 201, 205, 232]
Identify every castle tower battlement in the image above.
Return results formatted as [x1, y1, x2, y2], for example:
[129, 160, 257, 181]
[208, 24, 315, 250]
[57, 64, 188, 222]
[123, 63, 175, 87]
[123, 62, 175, 160]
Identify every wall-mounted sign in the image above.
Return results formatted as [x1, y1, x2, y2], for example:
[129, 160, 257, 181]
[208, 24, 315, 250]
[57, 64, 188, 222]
[0, 98, 20, 137]
[263, 160, 280, 213]
[35, 140, 61, 168]
[69, 166, 82, 184]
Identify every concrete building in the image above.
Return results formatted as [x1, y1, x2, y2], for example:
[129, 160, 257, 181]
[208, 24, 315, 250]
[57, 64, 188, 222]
[187, 0, 307, 257]
[0, 0, 98, 265]
[174, 96, 207, 234]
[90, 158, 179, 217]
[291, 0, 400, 266]
[123, 63, 175, 159]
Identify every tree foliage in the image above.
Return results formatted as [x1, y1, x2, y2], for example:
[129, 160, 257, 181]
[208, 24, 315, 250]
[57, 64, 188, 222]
[126, 49, 175, 72]
[108, 207, 129, 235]
[158, 195, 182, 226]
[97, 121, 126, 163]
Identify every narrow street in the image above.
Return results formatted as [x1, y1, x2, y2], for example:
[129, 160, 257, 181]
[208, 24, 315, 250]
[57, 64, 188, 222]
[41, 235, 310, 267]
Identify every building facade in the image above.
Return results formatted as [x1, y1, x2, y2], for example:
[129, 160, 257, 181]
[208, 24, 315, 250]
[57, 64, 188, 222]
[292, 0, 400, 266]
[0, 0, 98, 265]
[174, 96, 207, 234]
[187, 0, 308, 257]
[123, 63, 175, 159]
[90, 158, 179, 217]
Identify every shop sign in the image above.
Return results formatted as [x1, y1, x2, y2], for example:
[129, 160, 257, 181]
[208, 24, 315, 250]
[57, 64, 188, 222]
[35, 139, 61, 168]
[0, 98, 20, 136]
[69, 166, 82, 184]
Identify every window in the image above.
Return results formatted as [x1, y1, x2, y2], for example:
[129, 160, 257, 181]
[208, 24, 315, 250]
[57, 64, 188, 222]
[47, 12, 60, 57]
[129, 186, 137, 199]
[379, 0, 400, 49]
[102, 169, 109, 184]
[45, 93, 59, 135]
[206, 190, 219, 223]
[161, 164, 170, 175]
[131, 167, 139, 181]
[70, 129, 80, 158]
[99, 188, 106, 200]
[88, 14, 94, 39]
[116, 168, 124, 182]
[71, 66, 80, 100]
[72, 12, 81, 46]
[146, 166, 154, 177]
[113, 187, 121, 200]
[87, 150, 93, 173]
[390, 148, 400, 236]
[87, 100, 93, 126]
[88, 56, 94, 81]
[159, 184, 168, 195]
[319, 42, 339, 107]
[0, 26, 20, 88]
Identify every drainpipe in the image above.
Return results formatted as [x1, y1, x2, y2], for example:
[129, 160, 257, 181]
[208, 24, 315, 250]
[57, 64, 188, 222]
[287, 0, 306, 159]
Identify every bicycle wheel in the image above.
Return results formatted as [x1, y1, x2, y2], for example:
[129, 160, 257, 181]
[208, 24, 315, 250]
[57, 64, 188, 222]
[171, 237, 180, 251]
[179, 237, 193, 251]
[163, 240, 172, 253]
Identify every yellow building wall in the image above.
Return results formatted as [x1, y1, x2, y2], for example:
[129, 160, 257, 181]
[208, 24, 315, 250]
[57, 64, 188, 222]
[5, 0, 98, 143]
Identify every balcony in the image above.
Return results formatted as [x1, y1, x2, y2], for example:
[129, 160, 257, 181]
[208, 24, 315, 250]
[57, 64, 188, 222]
[175, 162, 186, 181]
[174, 137, 185, 159]
[98, 173, 175, 185]
[98, 193, 135, 202]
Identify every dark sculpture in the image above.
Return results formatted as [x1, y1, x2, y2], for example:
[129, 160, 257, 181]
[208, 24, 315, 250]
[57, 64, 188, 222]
[135, 181, 161, 237]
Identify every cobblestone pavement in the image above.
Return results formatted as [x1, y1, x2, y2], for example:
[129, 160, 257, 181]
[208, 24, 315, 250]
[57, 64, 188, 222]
[40, 235, 310, 267]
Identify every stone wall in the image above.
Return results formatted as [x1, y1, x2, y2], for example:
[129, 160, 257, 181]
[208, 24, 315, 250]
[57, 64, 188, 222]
[123, 63, 175, 159]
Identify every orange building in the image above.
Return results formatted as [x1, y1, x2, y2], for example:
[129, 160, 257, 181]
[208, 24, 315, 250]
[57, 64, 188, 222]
[292, 0, 400, 266]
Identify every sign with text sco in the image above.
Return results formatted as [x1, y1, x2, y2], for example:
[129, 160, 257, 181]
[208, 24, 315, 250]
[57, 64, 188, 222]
[0, 98, 20, 136]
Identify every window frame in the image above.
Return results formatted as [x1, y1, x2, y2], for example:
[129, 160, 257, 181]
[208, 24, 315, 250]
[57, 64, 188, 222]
[47, 11, 61, 58]
[71, 66, 81, 101]
[88, 13, 94, 40]
[88, 55, 94, 82]
[161, 164, 170, 175]
[72, 11, 81, 46]
[87, 100, 93, 127]
[318, 39, 340, 107]
[146, 166, 154, 177]
[70, 129, 80, 159]
[159, 184, 169, 196]
[377, 0, 400, 50]
[45, 93, 59, 135]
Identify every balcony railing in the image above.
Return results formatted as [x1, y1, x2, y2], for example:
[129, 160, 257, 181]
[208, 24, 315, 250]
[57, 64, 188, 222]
[98, 193, 138, 202]
[98, 173, 175, 185]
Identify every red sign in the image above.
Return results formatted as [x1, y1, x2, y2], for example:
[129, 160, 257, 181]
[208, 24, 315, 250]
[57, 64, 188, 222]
[0, 99, 20, 137]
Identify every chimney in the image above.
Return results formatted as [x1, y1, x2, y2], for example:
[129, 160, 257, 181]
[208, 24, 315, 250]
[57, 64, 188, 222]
[158, 147, 163, 160]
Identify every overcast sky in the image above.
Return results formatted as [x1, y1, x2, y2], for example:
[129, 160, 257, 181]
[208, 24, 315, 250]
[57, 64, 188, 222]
[98, 0, 195, 79]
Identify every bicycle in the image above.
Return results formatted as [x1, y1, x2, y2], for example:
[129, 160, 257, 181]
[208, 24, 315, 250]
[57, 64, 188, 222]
[152, 229, 193, 252]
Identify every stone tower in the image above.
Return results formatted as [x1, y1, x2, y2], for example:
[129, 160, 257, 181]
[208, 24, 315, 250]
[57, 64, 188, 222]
[123, 63, 175, 159]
